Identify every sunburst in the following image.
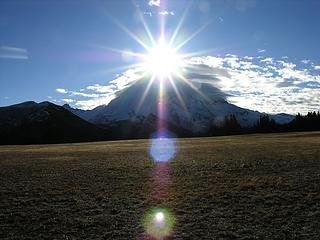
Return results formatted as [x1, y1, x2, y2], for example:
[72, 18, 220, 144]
[98, 2, 214, 113]
[142, 36, 183, 79]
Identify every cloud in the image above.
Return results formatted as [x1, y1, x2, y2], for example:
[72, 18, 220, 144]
[56, 53, 320, 114]
[55, 67, 144, 110]
[314, 65, 320, 70]
[74, 96, 115, 110]
[62, 99, 75, 104]
[56, 88, 67, 94]
[159, 11, 174, 15]
[0, 46, 28, 59]
[260, 57, 273, 63]
[186, 55, 320, 114]
[257, 49, 266, 53]
[70, 92, 100, 98]
[86, 84, 116, 93]
[148, 0, 160, 7]
[143, 11, 152, 17]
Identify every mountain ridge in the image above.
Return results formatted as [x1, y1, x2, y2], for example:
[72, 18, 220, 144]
[63, 78, 294, 133]
[0, 101, 108, 144]
[0, 79, 296, 144]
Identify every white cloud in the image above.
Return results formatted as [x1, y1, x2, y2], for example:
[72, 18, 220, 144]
[70, 92, 100, 98]
[0, 46, 28, 59]
[86, 84, 116, 93]
[257, 49, 266, 53]
[186, 54, 320, 114]
[260, 57, 273, 63]
[54, 67, 144, 110]
[159, 11, 174, 15]
[148, 0, 160, 7]
[56, 88, 67, 94]
[314, 65, 320, 70]
[74, 96, 115, 110]
[56, 53, 320, 114]
[62, 99, 75, 104]
[143, 11, 152, 17]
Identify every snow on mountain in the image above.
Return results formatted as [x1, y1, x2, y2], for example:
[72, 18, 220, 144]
[66, 77, 294, 133]
[63, 104, 104, 122]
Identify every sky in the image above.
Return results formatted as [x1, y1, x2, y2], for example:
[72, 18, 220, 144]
[0, 0, 320, 114]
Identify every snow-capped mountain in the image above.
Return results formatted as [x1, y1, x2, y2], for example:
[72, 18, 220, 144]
[65, 77, 294, 133]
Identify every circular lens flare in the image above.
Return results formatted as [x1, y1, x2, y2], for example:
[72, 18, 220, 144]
[142, 208, 175, 239]
[150, 131, 177, 162]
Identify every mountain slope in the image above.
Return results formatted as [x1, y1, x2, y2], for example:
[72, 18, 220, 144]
[69, 77, 294, 133]
[0, 101, 107, 144]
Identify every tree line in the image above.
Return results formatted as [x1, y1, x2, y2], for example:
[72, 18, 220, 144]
[208, 111, 320, 136]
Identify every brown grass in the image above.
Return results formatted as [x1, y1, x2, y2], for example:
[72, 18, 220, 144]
[0, 132, 320, 239]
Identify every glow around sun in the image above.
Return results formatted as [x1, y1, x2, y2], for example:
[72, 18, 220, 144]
[106, 3, 211, 111]
[143, 37, 183, 78]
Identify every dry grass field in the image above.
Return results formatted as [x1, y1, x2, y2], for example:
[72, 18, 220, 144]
[1, 132, 320, 239]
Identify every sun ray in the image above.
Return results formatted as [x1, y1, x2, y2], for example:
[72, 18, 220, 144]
[158, 77, 166, 130]
[107, 13, 151, 52]
[168, 1, 193, 47]
[174, 72, 210, 101]
[159, 0, 166, 38]
[168, 75, 188, 112]
[136, 74, 156, 113]
[92, 44, 147, 59]
[100, 62, 146, 74]
[174, 19, 212, 52]
[133, 0, 157, 47]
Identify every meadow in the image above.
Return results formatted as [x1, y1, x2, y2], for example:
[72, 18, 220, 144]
[1, 132, 320, 239]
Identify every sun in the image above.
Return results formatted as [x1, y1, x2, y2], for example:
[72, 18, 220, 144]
[105, 4, 211, 111]
[144, 38, 183, 78]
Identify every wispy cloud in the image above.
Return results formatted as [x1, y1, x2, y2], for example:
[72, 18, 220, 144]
[86, 84, 116, 93]
[143, 11, 152, 17]
[55, 67, 143, 110]
[301, 59, 311, 64]
[62, 99, 75, 104]
[0, 46, 28, 59]
[159, 11, 174, 16]
[70, 92, 100, 98]
[257, 48, 266, 53]
[56, 88, 67, 94]
[148, 0, 160, 7]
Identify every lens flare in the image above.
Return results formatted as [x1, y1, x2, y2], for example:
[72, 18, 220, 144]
[142, 208, 175, 239]
[155, 212, 165, 222]
[150, 131, 177, 162]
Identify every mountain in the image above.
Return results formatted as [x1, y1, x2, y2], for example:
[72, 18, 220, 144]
[0, 101, 107, 144]
[65, 77, 294, 133]
[0, 79, 295, 145]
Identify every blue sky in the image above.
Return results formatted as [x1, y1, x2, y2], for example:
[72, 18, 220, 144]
[1, 0, 320, 114]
